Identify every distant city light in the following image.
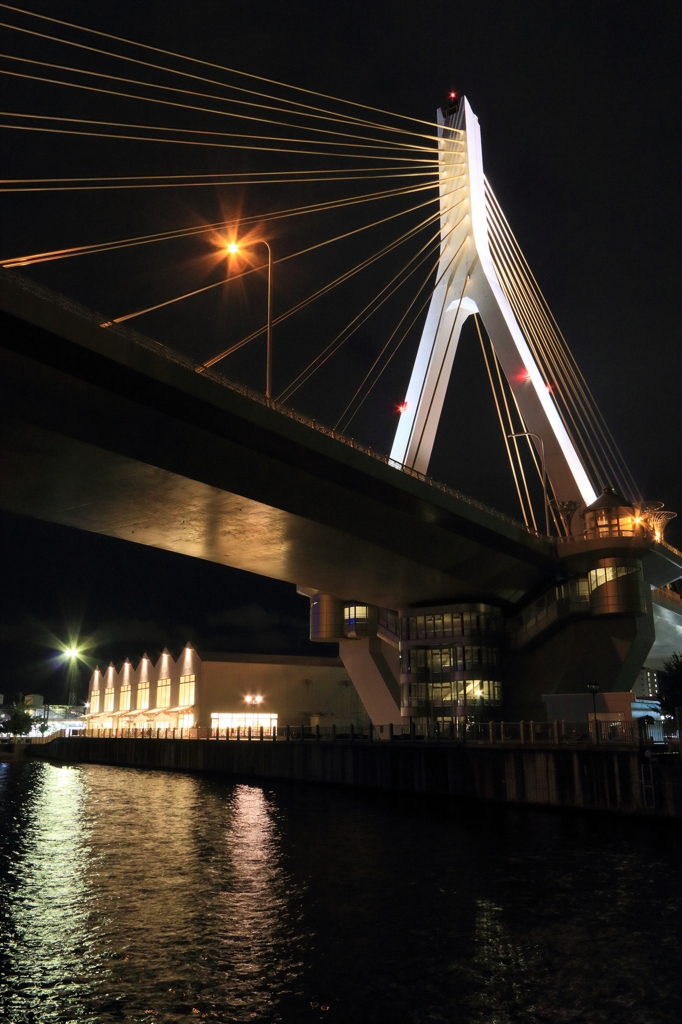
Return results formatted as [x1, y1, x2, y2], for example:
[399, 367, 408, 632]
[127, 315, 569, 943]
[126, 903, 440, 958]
[245, 695, 264, 705]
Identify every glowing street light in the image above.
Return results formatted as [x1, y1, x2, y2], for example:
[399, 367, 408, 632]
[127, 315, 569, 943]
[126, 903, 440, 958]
[63, 647, 79, 660]
[226, 239, 273, 399]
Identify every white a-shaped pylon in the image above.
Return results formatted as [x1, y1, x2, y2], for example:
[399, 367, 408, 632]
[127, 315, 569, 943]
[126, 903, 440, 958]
[390, 97, 597, 507]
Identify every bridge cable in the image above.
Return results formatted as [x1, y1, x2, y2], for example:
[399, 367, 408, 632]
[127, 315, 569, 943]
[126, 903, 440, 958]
[335, 252, 443, 433]
[279, 199, 467, 403]
[473, 314, 531, 529]
[202, 213, 444, 365]
[486, 186, 638, 501]
[0, 115, 438, 164]
[2, 177, 444, 267]
[106, 201, 444, 331]
[0, 166, 440, 194]
[277, 230, 447, 403]
[0, 5, 453, 134]
[0, 52, 439, 152]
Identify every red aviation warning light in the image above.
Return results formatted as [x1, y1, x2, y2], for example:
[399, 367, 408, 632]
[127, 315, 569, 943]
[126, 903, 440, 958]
[397, 401, 408, 414]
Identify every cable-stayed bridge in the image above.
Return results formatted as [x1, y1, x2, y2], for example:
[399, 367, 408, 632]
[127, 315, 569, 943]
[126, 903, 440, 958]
[1, 7, 681, 724]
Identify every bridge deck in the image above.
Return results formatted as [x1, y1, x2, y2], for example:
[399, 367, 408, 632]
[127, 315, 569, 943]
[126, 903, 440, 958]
[0, 270, 560, 608]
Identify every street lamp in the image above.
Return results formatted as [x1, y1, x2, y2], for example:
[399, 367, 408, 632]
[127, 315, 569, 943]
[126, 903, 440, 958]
[508, 431, 549, 536]
[586, 681, 599, 744]
[227, 240, 273, 399]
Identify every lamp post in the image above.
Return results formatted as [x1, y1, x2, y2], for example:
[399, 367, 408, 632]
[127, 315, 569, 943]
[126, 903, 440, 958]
[227, 240, 273, 399]
[586, 681, 599, 744]
[508, 431, 549, 536]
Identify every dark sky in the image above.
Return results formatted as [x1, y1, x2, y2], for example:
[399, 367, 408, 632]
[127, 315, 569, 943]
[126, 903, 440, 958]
[1, 0, 680, 702]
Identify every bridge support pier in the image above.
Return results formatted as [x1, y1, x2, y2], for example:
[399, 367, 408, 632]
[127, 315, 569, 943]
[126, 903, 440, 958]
[338, 637, 402, 731]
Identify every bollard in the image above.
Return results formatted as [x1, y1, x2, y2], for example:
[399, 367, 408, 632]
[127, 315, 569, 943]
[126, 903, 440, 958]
[553, 720, 559, 745]
[248, 726, 252, 742]
[332, 724, 337, 742]
[529, 721, 534, 743]
[350, 723, 355, 744]
[488, 720, 494, 744]
[315, 724, 320, 742]
[368, 722, 373, 743]
[389, 723, 394, 742]
[519, 721, 525, 744]
[286, 724, 290, 742]
[410, 719, 415, 743]
[260, 726, 264, 742]
[236, 726, 240, 742]
[272, 725, 277, 742]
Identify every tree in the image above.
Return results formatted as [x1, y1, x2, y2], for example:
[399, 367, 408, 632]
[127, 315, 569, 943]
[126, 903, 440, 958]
[658, 652, 682, 715]
[1, 705, 33, 736]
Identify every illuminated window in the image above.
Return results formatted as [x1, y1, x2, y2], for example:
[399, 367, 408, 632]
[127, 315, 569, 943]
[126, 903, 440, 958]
[156, 678, 171, 708]
[104, 687, 115, 713]
[587, 564, 639, 592]
[119, 683, 131, 712]
[179, 674, 195, 706]
[90, 690, 100, 713]
[137, 681, 150, 710]
[211, 712, 278, 735]
[178, 712, 194, 729]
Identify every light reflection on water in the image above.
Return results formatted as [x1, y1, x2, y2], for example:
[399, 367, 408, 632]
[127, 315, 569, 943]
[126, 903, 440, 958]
[1, 760, 682, 1023]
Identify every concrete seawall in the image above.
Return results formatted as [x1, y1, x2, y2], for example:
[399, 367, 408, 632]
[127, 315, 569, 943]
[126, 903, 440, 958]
[28, 736, 682, 818]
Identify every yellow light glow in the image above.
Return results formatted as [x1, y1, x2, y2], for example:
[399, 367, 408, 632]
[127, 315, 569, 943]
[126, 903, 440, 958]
[226, 242, 239, 255]
[64, 647, 79, 659]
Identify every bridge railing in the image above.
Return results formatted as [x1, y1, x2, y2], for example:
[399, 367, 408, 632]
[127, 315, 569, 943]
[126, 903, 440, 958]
[77, 718, 673, 747]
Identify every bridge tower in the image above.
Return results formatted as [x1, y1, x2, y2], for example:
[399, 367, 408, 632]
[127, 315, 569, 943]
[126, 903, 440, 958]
[390, 96, 597, 509]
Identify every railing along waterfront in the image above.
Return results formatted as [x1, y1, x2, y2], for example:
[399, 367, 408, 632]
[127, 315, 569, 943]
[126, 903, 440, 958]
[76, 718, 678, 747]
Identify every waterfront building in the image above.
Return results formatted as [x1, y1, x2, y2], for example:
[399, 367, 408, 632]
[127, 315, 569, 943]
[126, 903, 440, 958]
[633, 667, 658, 699]
[85, 646, 367, 735]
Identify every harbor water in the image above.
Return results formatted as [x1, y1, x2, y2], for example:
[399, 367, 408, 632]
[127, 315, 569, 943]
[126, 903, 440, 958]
[1, 759, 681, 1023]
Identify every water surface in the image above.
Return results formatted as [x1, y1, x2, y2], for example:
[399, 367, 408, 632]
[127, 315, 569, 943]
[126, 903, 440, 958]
[1, 760, 681, 1023]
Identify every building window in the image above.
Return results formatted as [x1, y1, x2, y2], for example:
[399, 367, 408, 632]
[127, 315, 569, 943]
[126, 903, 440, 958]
[104, 687, 115, 713]
[178, 713, 194, 729]
[137, 681, 150, 710]
[211, 712, 278, 736]
[90, 690, 100, 713]
[179, 674, 195, 706]
[156, 678, 171, 708]
[119, 684, 131, 712]
[587, 564, 639, 592]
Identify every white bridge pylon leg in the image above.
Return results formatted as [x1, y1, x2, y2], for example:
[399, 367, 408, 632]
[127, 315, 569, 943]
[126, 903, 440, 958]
[390, 97, 596, 510]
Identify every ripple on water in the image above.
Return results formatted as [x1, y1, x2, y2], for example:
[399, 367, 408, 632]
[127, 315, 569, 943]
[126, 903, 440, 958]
[0, 760, 681, 1023]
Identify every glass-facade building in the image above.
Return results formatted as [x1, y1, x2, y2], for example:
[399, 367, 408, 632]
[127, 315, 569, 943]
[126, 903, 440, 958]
[399, 602, 504, 721]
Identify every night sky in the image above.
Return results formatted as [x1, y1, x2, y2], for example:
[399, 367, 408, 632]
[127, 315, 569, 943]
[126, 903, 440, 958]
[1, 0, 680, 703]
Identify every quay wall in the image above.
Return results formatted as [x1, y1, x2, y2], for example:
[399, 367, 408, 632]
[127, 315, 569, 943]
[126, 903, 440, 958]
[28, 737, 682, 818]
